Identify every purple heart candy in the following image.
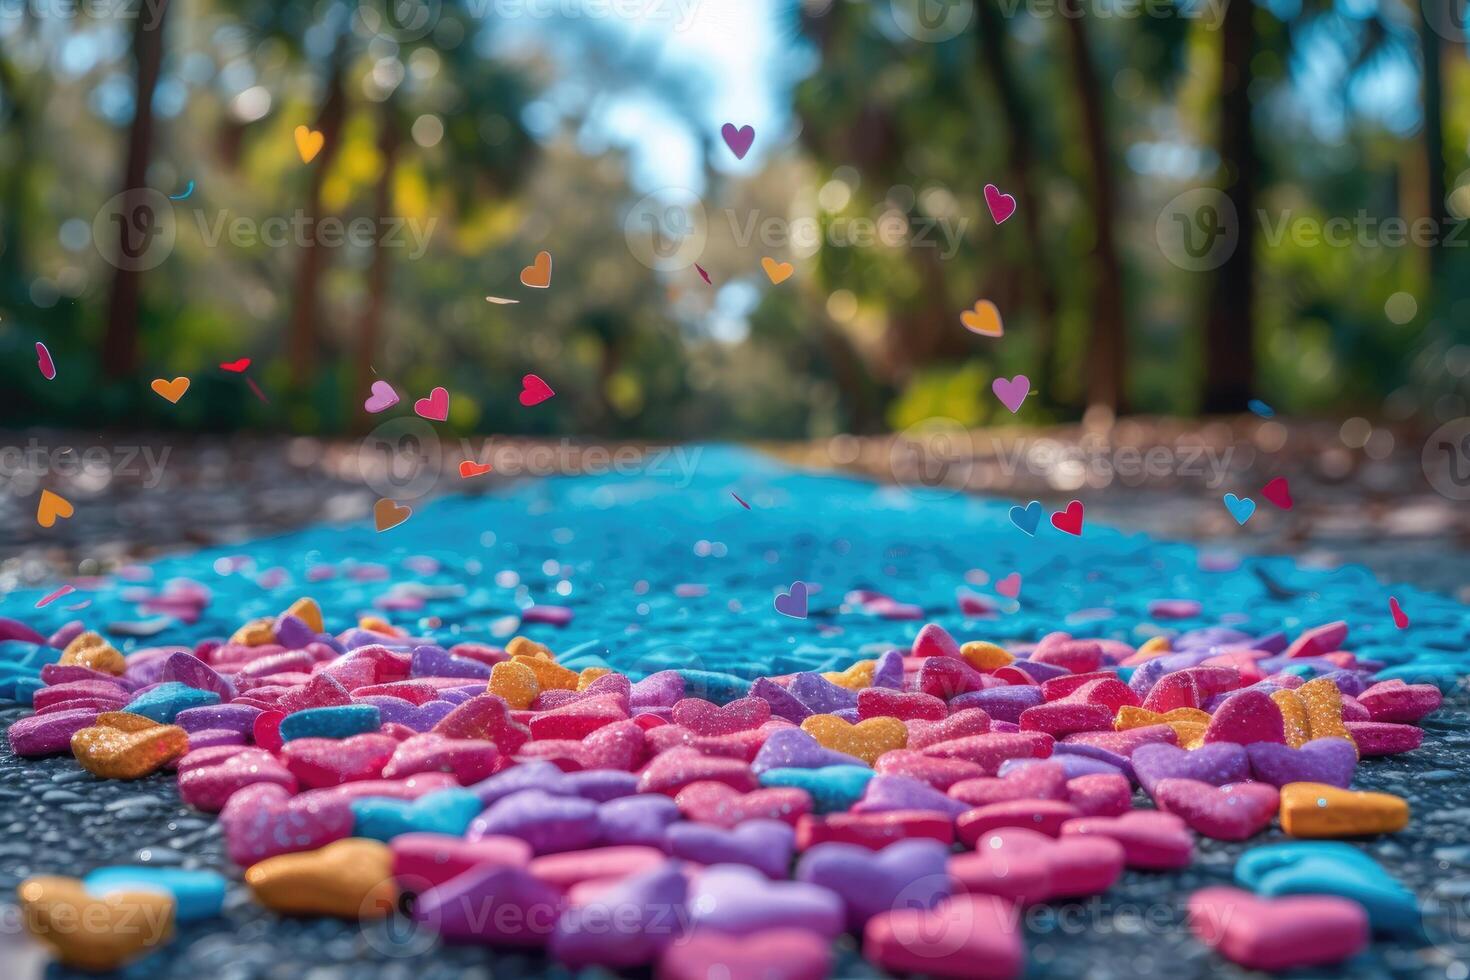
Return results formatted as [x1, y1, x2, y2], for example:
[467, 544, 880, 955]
[749, 678, 814, 723]
[561, 770, 639, 803]
[470, 789, 600, 854]
[949, 685, 1043, 723]
[411, 645, 493, 680]
[174, 703, 261, 734]
[687, 864, 843, 938]
[1131, 741, 1249, 798]
[550, 860, 688, 968]
[787, 673, 857, 714]
[159, 652, 236, 700]
[6, 708, 101, 757]
[795, 839, 951, 929]
[872, 649, 905, 689]
[852, 775, 968, 819]
[414, 865, 562, 945]
[470, 761, 569, 805]
[1246, 737, 1358, 788]
[751, 728, 863, 774]
[597, 794, 681, 848]
[630, 670, 685, 709]
[666, 819, 795, 879]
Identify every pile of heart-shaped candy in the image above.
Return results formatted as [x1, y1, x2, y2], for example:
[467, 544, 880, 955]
[7, 605, 1444, 976]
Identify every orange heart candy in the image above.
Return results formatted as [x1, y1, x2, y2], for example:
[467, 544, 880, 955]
[36, 489, 74, 528]
[1279, 782, 1409, 838]
[801, 715, 907, 766]
[512, 654, 578, 692]
[72, 712, 188, 780]
[245, 838, 397, 918]
[283, 596, 325, 633]
[520, 250, 553, 288]
[229, 616, 277, 646]
[760, 257, 794, 285]
[960, 299, 1004, 337]
[960, 641, 1013, 671]
[150, 377, 190, 403]
[18, 876, 174, 971]
[489, 660, 540, 709]
[59, 630, 126, 675]
[374, 498, 412, 532]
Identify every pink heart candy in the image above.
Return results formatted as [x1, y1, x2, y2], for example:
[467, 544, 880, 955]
[976, 826, 1124, 900]
[657, 927, 831, 980]
[280, 733, 398, 788]
[529, 845, 667, 892]
[390, 832, 531, 889]
[1065, 773, 1132, 817]
[1188, 885, 1368, 971]
[1202, 689, 1286, 745]
[675, 780, 813, 828]
[381, 733, 500, 784]
[957, 800, 1081, 845]
[672, 696, 772, 736]
[983, 183, 1017, 225]
[363, 379, 400, 413]
[219, 782, 353, 865]
[1061, 810, 1193, 870]
[178, 747, 296, 812]
[864, 893, 1024, 979]
[1153, 778, 1279, 840]
[874, 751, 988, 790]
[948, 760, 1068, 807]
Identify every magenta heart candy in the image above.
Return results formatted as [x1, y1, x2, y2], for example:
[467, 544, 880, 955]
[178, 747, 297, 812]
[671, 696, 771, 736]
[674, 781, 812, 828]
[1188, 885, 1368, 971]
[657, 927, 831, 980]
[280, 733, 398, 788]
[1065, 773, 1132, 816]
[1203, 689, 1287, 745]
[864, 893, 1024, 979]
[6, 708, 101, 757]
[1061, 810, 1193, 870]
[948, 761, 1068, 807]
[1153, 778, 1279, 840]
[390, 832, 531, 888]
[380, 733, 500, 784]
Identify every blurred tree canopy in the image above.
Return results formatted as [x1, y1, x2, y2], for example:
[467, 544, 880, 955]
[1, 0, 1467, 441]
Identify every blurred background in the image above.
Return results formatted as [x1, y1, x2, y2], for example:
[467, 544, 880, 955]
[1, 0, 1468, 584]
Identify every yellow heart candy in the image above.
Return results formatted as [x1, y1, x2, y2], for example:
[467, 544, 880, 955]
[36, 489, 74, 528]
[959, 299, 1004, 337]
[489, 660, 540, 709]
[507, 636, 556, 660]
[578, 667, 614, 690]
[801, 715, 907, 766]
[761, 257, 794, 285]
[18, 876, 174, 971]
[959, 641, 1013, 671]
[822, 660, 875, 690]
[1114, 706, 1210, 731]
[1137, 636, 1172, 656]
[71, 712, 188, 780]
[1279, 782, 1409, 838]
[284, 597, 325, 633]
[59, 631, 126, 675]
[229, 617, 277, 647]
[246, 838, 397, 918]
[512, 654, 578, 693]
[294, 124, 325, 163]
[1298, 677, 1356, 749]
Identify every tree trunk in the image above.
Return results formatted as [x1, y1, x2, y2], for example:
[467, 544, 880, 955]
[1202, 0, 1257, 413]
[1059, 5, 1127, 414]
[973, 2, 1063, 407]
[287, 41, 348, 396]
[353, 102, 401, 432]
[1417, 0, 1447, 282]
[100, 0, 170, 379]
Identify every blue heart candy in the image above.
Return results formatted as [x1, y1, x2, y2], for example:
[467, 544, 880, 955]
[760, 765, 874, 814]
[1236, 842, 1419, 933]
[351, 788, 484, 841]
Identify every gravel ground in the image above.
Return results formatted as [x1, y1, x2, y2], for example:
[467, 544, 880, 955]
[1, 442, 1467, 979]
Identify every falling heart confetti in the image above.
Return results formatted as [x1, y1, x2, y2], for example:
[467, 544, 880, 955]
[1009, 501, 1042, 536]
[761, 257, 794, 285]
[294, 125, 325, 163]
[519, 374, 554, 407]
[732, 492, 751, 510]
[459, 460, 492, 478]
[150, 377, 190, 403]
[1051, 500, 1084, 536]
[35, 342, 56, 380]
[991, 375, 1030, 414]
[960, 300, 1003, 337]
[373, 498, 412, 532]
[484, 296, 520, 305]
[1222, 493, 1256, 526]
[1247, 399, 1274, 418]
[1388, 596, 1408, 629]
[696, 263, 713, 285]
[168, 179, 195, 200]
[220, 358, 251, 373]
[983, 183, 1017, 224]
[995, 573, 1022, 599]
[413, 386, 449, 422]
[36, 585, 75, 608]
[774, 581, 808, 619]
[520, 251, 553, 289]
[36, 490, 74, 528]
[364, 381, 400, 413]
[721, 123, 755, 159]
[1261, 477, 1293, 510]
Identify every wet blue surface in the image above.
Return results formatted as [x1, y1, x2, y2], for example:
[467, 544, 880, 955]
[2, 446, 1468, 979]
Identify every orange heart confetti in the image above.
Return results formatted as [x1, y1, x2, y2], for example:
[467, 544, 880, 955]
[373, 498, 412, 532]
[459, 460, 493, 478]
[151, 377, 190, 403]
[520, 251, 553, 288]
[36, 489, 74, 528]
[294, 125, 325, 163]
[960, 300, 1004, 337]
[761, 257, 794, 285]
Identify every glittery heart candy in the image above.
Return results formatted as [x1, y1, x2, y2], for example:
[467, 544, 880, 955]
[1153, 778, 1279, 840]
[800, 715, 907, 766]
[381, 733, 500, 784]
[947, 760, 1068, 807]
[469, 789, 601, 854]
[245, 838, 398, 918]
[686, 864, 844, 938]
[955, 800, 1080, 845]
[1066, 772, 1132, 816]
[796, 810, 955, 851]
[671, 695, 771, 735]
[1061, 810, 1193, 869]
[919, 731, 1054, 774]
[1278, 782, 1409, 838]
[280, 733, 398, 788]
[795, 838, 952, 929]
[854, 774, 968, 818]
[430, 693, 530, 755]
[597, 793, 682, 848]
[17, 875, 175, 971]
[751, 727, 864, 773]
[177, 747, 297, 812]
[1357, 679, 1442, 723]
[674, 780, 813, 828]
[666, 819, 796, 879]
[873, 750, 988, 791]
[1187, 886, 1368, 972]
[71, 711, 188, 780]
[962, 826, 1124, 901]
[1246, 737, 1357, 788]
[863, 893, 1024, 980]
[856, 687, 946, 722]
[636, 746, 759, 796]
[1131, 741, 1250, 798]
[220, 782, 354, 866]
